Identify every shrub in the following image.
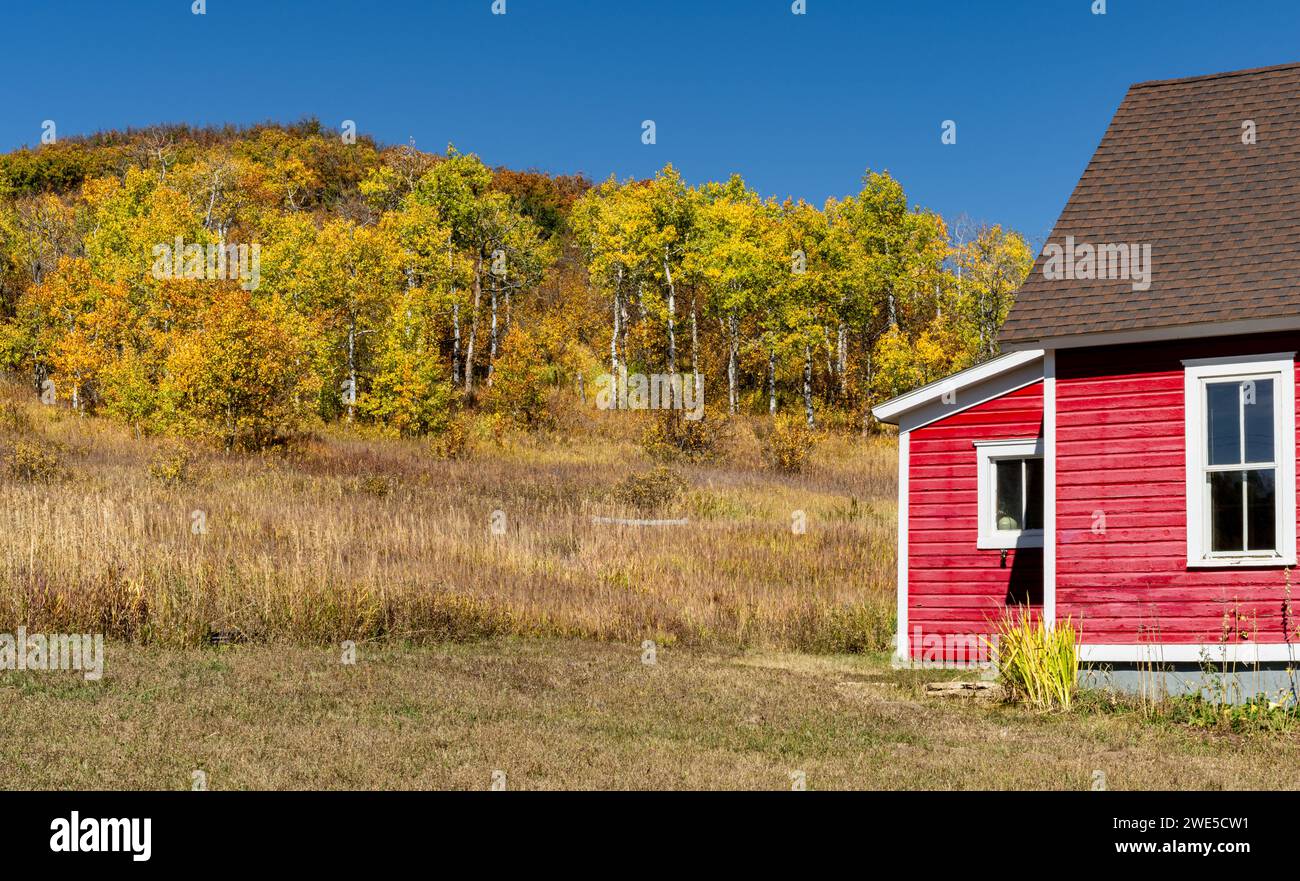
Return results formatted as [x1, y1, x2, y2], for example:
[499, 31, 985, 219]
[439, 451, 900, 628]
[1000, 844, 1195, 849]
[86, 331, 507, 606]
[0, 400, 33, 435]
[427, 415, 472, 461]
[986, 612, 1079, 711]
[354, 474, 396, 497]
[761, 414, 818, 474]
[5, 440, 67, 483]
[481, 327, 552, 429]
[791, 601, 895, 655]
[148, 444, 195, 486]
[611, 466, 687, 512]
[359, 359, 456, 439]
[640, 410, 726, 463]
[1163, 693, 1300, 733]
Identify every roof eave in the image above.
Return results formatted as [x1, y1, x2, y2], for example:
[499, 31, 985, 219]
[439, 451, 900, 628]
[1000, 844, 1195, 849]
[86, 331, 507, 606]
[871, 349, 1045, 425]
[1000, 314, 1300, 353]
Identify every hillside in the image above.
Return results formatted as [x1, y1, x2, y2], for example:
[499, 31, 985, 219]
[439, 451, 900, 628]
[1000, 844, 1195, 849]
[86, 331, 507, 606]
[0, 121, 1031, 450]
[0, 379, 897, 651]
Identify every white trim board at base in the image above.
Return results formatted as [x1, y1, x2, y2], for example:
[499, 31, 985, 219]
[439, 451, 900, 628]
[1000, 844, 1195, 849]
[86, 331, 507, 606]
[893, 644, 1300, 668]
[1080, 643, 1300, 664]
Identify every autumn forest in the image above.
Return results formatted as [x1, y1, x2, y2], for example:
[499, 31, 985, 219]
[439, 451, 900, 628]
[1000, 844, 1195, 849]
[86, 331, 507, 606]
[0, 121, 1033, 449]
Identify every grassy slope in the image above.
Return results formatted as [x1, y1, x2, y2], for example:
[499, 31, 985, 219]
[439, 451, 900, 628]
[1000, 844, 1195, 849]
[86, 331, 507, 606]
[2, 638, 1296, 790]
[0, 385, 897, 652]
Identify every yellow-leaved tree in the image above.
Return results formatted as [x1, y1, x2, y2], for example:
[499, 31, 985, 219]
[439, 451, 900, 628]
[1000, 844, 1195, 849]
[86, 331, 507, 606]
[158, 286, 321, 450]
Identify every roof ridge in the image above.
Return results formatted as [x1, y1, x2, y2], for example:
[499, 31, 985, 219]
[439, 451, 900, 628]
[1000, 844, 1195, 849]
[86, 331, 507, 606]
[1131, 61, 1300, 90]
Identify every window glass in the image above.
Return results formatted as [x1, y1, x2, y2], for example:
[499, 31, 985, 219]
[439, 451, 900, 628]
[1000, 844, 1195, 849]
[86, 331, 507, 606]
[1246, 469, 1277, 551]
[1206, 381, 1240, 465]
[994, 459, 1023, 531]
[1024, 458, 1044, 530]
[1209, 470, 1244, 552]
[1244, 378, 1275, 463]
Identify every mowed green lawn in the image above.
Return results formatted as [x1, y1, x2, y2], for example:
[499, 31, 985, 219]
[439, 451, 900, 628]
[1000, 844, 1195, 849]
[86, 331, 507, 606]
[1, 638, 1297, 790]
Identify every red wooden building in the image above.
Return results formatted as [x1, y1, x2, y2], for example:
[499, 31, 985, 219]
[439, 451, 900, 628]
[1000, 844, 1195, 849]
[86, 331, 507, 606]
[873, 63, 1300, 687]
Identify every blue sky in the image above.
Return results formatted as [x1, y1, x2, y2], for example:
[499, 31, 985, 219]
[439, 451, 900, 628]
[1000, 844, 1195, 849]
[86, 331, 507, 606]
[3, 0, 1297, 238]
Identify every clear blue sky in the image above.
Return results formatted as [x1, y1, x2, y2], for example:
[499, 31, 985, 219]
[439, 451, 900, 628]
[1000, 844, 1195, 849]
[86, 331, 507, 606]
[3, 0, 1297, 238]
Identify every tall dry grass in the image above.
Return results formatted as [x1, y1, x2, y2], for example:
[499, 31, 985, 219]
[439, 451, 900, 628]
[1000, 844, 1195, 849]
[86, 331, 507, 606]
[0, 381, 898, 652]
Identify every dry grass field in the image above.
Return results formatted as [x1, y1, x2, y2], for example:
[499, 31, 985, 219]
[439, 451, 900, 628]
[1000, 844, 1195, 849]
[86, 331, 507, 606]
[6, 384, 1300, 790]
[0, 382, 896, 653]
[4, 638, 1299, 790]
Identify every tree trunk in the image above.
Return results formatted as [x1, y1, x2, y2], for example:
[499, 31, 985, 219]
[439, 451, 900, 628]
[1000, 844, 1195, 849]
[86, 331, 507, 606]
[836, 323, 848, 398]
[620, 291, 631, 375]
[726, 311, 739, 416]
[803, 344, 815, 428]
[464, 254, 482, 394]
[767, 349, 777, 416]
[663, 251, 677, 408]
[823, 328, 835, 397]
[862, 347, 874, 435]
[610, 292, 621, 409]
[487, 274, 499, 387]
[449, 238, 461, 385]
[886, 241, 897, 328]
[346, 316, 357, 422]
[204, 170, 220, 232]
[610, 276, 621, 410]
[452, 303, 461, 385]
[689, 293, 701, 407]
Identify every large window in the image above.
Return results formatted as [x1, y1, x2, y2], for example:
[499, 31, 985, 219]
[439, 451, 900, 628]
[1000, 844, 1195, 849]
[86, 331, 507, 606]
[1184, 354, 1296, 566]
[975, 439, 1044, 549]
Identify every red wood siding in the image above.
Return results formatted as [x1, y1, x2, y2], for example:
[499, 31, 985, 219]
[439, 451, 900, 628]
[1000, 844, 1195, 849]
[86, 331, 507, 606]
[908, 381, 1043, 661]
[1058, 331, 1300, 644]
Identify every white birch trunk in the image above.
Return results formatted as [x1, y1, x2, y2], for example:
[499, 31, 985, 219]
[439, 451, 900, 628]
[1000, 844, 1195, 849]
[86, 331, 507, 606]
[803, 344, 815, 428]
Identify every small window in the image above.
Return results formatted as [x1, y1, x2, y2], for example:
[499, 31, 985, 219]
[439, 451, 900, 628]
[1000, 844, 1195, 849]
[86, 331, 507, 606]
[975, 439, 1044, 549]
[1184, 354, 1296, 566]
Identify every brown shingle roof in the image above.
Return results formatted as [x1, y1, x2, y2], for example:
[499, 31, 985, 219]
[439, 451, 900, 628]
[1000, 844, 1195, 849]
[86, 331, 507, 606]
[999, 62, 1300, 346]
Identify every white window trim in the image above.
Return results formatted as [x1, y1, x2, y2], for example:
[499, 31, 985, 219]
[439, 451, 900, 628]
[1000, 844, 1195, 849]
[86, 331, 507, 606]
[1183, 353, 1296, 567]
[974, 438, 1044, 550]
